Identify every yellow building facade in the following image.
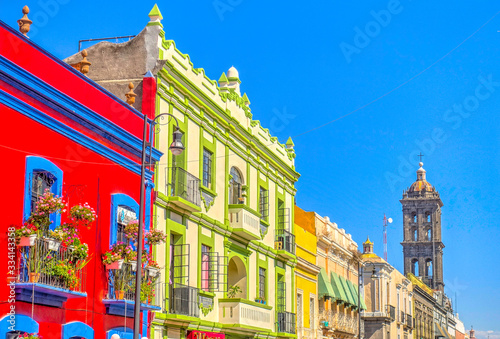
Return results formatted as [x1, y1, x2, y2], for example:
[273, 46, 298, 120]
[294, 207, 320, 339]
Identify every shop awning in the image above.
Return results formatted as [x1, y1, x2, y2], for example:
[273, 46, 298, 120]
[436, 322, 453, 339]
[346, 279, 366, 310]
[318, 268, 335, 299]
[330, 271, 348, 304]
[339, 275, 357, 306]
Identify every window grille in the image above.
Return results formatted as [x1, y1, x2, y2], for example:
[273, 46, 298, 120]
[277, 280, 286, 312]
[30, 171, 55, 213]
[259, 187, 269, 221]
[259, 267, 266, 299]
[278, 207, 290, 230]
[203, 148, 212, 188]
[229, 167, 243, 204]
[201, 248, 228, 292]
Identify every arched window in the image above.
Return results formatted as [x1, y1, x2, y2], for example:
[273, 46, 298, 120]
[413, 229, 418, 241]
[425, 259, 433, 277]
[110, 194, 139, 247]
[412, 213, 417, 223]
[24, 156, 63, 229]
[229, 167, 244, 204]
[411, 259, 419, 276]
[426, 214, 431, 222]
[426, 229, 432, 241]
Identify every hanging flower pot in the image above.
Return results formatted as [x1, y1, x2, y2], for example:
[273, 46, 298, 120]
[29, 272, 40, 283]
[19, 234, 37, 247]
[146, 266, 160, 278]
[106, 259, 124, 270]
[129, 260, 137, 272]
[44, 238, 61, 251]
[114, 290, 125, 299]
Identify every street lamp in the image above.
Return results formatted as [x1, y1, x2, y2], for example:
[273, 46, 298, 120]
[358, 261, 377, 339]
[133, 112, 183, 339]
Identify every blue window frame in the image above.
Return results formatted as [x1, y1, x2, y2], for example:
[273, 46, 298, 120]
[110, 194, 140, 247]
[0, 314, 39, 338]
[62, 322, 94, 339]
[24, 156, 63, 229]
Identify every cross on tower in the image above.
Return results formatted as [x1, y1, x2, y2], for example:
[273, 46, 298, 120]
[418, 152, 424, 162]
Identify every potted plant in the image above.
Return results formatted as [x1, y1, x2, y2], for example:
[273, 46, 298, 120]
[140, 279, 155, 304]
[145, 258, 161, 278]
[69, 203, 97, 229]
[102, 251, 123, 270]
[29, 189, 65, 235]
[17, 333, 42, 339]
[45, 229, 64, 251]
[124, 220, 139, 241]
[227, 285, 242, 298]
[145, 228, 167, 246]
[15, 223, 38, 246]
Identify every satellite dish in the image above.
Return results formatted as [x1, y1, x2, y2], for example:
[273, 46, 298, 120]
[388, 218, 393, 223]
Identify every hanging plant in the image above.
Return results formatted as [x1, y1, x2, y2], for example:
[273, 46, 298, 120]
[69, 203, 97, 229]
[145, 228, 166, 246]
[124, 220, 140, 241]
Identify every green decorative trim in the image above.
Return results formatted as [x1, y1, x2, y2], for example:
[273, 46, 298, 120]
[218, 72, 228, 83]
[199, 303, 213, 316]
[225, 240, 252, 257]
[146, 21, 163, 27]
[172, 55, 188, 70]
[200, 186, 216, 211]
[218, 298, 273, 310]
[228, 204, 261, 217]
[148, 4, 163, 19]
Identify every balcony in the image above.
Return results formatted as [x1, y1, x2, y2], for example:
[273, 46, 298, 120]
[277, 311, 296, 334]
[275, 229, 295, 259]
[15, 238, 87, 307]
[102, 262, 162, 317]
[164, 167, 201, 212]
[332, 312, 357, 335]
[169, 283, 199, 318]
[406, 314, 413, 328]
[218, 298, 273, 333]
[400, 311, 405, 324]
[387, 305, 396, 320]
[228, 205, 261, 241]
[362, 305, 395, 321]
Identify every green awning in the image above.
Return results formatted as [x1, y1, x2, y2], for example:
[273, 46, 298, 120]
[318, 268, 335, 298]
[339, 275, 356, 306]
[330, 272, 348, 304]
[347, 279, 366, 310]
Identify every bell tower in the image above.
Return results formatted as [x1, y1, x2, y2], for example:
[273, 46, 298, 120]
[400, 161, 445, 291]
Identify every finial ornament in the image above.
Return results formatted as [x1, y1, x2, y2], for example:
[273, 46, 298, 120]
[419, 162, 423, 167]
[17, 6, 33, 37]
[125, 82, 137, 106]
[80, 50, 91, 75]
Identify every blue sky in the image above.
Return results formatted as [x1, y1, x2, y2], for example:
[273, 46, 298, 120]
[2, 0, 499, 336]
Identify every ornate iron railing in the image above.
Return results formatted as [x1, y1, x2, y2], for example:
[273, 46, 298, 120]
[166, 167, 201, 206]
[106, 262, 162, 307]
[386, 305, 396, 320]
[406, 314, 413, 328]
[277, 311, 296, 334]
[16, 237, 87, 293]
[169, 283, 199, 317]
[275, 229, 295, 255]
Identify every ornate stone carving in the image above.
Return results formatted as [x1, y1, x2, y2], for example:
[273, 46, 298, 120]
[17, 6, 32, 37]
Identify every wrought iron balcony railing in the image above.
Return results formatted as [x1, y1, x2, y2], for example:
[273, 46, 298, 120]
[16, 237, 87, 293]
[406, 314, 413, 328]
[275, 229, 295, 255]
[166, 167, 201, 207]
[386, 305, 396, 320]
[105, 262, 162, 308]
[277, 311, 296, 334]
[169, 283, 199, 317]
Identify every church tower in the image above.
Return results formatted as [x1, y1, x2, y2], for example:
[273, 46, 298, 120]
[400, 161, 445, 291]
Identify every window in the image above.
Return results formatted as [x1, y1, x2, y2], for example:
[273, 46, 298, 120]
[202, 148, 212, 188]
[31, 171, 55, 213]
[427, 229, 432, 241]
[110, 194, 139, 247]
[259, 267, 266, 299]
[259, 187, 269, 221]
[309, 297, 315, 329]
[426, 214, 431, 222]
[297, 293, 303, 332]
[229, 167, 243, 204]
[412, 214, 417, 223]
[413, 229, 418, 241]
[201, 245, 211, 291]
[412, 259, 419, 276]
[277, 277, 286, 312]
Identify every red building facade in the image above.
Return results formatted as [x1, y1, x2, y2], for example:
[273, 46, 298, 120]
[0, 18, 162, 339]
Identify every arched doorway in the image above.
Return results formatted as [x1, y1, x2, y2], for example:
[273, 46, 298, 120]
[227, 256, 247, 298]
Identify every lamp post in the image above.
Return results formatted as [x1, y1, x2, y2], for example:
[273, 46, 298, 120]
[357, 261, 377, 339]
[133, 113, 184, 339]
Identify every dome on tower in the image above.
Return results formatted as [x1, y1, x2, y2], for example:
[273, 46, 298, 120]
[227, 66, 239, 79]
[408, 162, 434, 193]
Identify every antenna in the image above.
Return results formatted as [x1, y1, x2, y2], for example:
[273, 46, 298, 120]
[383, 214, 393, 261]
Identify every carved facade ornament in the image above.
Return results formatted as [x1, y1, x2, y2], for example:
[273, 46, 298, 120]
[80, 50, 91, 75]
[125, 82, 137, 106]
[17, 6, 32, 37]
